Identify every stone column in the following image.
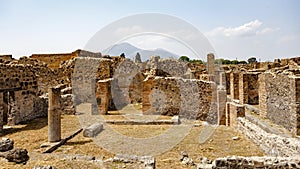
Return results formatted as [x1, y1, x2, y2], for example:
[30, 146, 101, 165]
[258, 73, 268, 117]
[294, 77, 300, 136]
[217, 88, 227, 125]
[0, 92, 3, 134]
[48, 87, 61, 142]
[207, 53, 215, 75]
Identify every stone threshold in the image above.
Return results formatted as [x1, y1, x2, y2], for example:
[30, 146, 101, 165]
[104, 116, 180, 125]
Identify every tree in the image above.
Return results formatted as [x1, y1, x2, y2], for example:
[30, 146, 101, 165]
[238, 60, 247, 64]
[189, 59, 203, 64]
[248, 57, 257, 64]
[178, 56, 190, 62]
[231, 60, 239, 64]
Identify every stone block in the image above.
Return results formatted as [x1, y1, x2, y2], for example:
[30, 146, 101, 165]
[0, 138, 14, 152]
[83, 122, 103, 137]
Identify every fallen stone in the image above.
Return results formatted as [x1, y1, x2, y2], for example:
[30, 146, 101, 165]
[171, 115, 180, 124]
[232, 136, 240, 140]
[0, 138, 14, 152]
[197, 163, 213, 169]
[182, 157, 194, 166]
[180, 150, 188, 161]
[72, 154, 95, 161]
[32, 166, 57, 169]
[0, 148, 29, 163]
[112, 154, 155, 169]
[199, 157, 212, 164]
[83, 122, 103, 137]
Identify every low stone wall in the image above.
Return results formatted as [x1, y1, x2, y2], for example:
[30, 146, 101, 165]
[237, 117, 300, 157]
[206, 156, 300, 169]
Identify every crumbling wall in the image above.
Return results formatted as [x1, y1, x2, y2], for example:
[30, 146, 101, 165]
[209, 156, 300, 168]
[0, 64, 46, 125]
[238, 117, 300, 157]
[72, 57, 112, 105]
[30, 49, 101, 70]
[142, 76, 216, 120]
[129, 73, 145, 103]
[5, 57, 71, 94]
[259, 72, 300, 135]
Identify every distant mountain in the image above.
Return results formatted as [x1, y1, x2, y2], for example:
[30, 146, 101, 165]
[102, 42, 179, 61]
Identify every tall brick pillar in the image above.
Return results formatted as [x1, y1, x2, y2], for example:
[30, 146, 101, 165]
[294, 77, 300, 136]
[0, 92, 3, 134]
[230, 72, 239, 100]
[48, 87, 61, 142]
[258, 73, 268, 117]
[217, 88, 227, 125]
[207, 53, 215, 75]
[96, 79, 110, 115]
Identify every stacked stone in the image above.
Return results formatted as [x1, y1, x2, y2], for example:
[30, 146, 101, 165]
[210, 156, 300, 168]
[238, 117, 300, 157]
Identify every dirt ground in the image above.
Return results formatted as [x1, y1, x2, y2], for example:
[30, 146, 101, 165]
[0, 114, 264, 169]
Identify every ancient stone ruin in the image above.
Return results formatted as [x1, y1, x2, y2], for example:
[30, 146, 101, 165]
[0, 50, 299, 168]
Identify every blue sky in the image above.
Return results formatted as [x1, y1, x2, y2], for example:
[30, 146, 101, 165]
[0, 0, 299, 61]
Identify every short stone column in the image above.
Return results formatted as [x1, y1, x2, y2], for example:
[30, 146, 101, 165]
[48, 87, 61, 142]
[0, 92, 3, 134]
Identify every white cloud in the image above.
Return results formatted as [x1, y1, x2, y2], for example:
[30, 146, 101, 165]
[257, 27, 280, 35]
[206, 20, 278, 37]
[114, 25, 144, 37]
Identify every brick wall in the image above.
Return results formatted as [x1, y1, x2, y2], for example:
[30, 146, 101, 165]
[239, 73, 259, 105]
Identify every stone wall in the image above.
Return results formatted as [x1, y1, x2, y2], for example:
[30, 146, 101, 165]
[230, 72, 239, 100]
[142, 76, 217, 121]
[206, 156, 300, 169]
[259, 72, 300, 135]
[30, 49, 101, 70]
[237, 117, 300, 157]
[225, 72, 230, 94]
[0, 64, 45, 126]
[5, 57, 71, 94]
[72, 57, 112, 105]
[225, 102, 245, 127]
